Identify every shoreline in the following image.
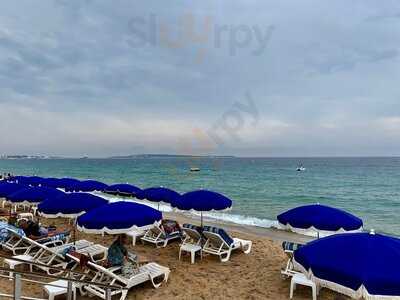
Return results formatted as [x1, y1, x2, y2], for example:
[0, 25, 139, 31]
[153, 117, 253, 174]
[164, 210, 314, 245]
[97, 192, 315, 244]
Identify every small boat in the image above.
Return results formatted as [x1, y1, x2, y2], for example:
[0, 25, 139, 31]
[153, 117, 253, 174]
[190, 167, 200, 172]
[296, 164, 306, 171]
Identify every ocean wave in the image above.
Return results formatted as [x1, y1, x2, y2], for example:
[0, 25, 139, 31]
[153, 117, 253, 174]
[93, 192, 278, 229]
[199, 211, 279, 228]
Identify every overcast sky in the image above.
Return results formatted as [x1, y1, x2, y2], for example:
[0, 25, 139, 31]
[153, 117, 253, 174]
[0, 0, 399, 157]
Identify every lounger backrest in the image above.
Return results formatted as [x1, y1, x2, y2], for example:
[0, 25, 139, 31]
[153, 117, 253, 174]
[202, 226, 234, 247]
[282, 241, 303, 253]
[87, 261, 128, 286]
[182, 224, 202, 243]
[20, 234, 66, 260]
[150, 225, 165, 237]
[5, 227, 26, 238]
[38, 231, 70, 245]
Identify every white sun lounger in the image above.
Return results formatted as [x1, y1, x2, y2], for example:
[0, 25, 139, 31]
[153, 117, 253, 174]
[179, 224, 204, 264]
[4, 237, 92, 276]
[84, 261, 170, 300]
[2, 228, 69, 255]
[76, 243, 108, 263]
[181, 224, 203, 246]
[1, 227, 31, 255]
[202, 226, 252, 262]
[126, 228, 147, 246]
[141, 223, 181, 248]
[281, 241, 303, 278]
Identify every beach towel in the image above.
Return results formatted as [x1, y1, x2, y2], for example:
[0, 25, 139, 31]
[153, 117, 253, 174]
[183, 223, 202, 232]
[203, 226, 234, 246]
[161, 219, 182, 237]
[33, 231, 70, 244]
[0, 222, 26, 243]
[282, 241, 303, 252]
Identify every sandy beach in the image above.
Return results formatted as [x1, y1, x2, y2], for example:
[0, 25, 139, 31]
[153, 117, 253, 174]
[0, 212, 348, 300]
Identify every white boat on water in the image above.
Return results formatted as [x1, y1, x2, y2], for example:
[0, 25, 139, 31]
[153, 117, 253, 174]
[296, 166, 306, 171]
[190, 167, 200, 172]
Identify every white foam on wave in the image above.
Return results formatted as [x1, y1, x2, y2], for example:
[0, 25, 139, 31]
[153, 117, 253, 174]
[91, 192, 174, 212]
[93, 192, 278, 229]
[194, 211, 279, 228]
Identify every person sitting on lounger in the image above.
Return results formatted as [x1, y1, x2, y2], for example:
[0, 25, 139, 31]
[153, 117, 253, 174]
[107, 234, 139, 276]
[107, 234, 138, 276]
[107, 234, 129, 266]
[19, 219, 48, 239]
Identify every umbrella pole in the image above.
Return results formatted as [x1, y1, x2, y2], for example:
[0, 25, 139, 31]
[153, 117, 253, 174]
[72, 218, 76, 245]
[158, 203, 160, 211]
[201, 212, 203, 228]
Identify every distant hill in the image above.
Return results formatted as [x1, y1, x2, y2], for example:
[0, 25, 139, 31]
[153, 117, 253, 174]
[107, 154, 236, 159]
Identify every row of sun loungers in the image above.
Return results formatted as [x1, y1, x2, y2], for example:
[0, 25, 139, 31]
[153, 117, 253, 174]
[2, 227, 70, 255]
[0, 225, 170, 300]
[138, 222, 252, 262]
[1, 220, 252, 299]
[182, 224, 252, 262]
[141, 222, 182, 248]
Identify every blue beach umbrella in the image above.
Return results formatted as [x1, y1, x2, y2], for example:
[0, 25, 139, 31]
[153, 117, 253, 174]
[41, 178, 62, 188]
[77, 201, 162, 234]
[0, 183, 27, 198]
[38, 193, 109, 218]
[7, 186, 65, 205]
[294, 232, 400, 299]
[39, 192, 108, 244]
[67, 180, 109, 192]
[25, 176, 45, 187]
[173, 190, 233, 226]
[136, 187, 180, 209]
[104, 184, 142, 197]
[9, 176, 28, 184]
[277, 204, 363, 237]
[58, 178, 81, 190]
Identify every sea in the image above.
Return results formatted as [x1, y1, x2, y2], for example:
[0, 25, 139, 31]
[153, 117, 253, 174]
[1, 157, 399, 236]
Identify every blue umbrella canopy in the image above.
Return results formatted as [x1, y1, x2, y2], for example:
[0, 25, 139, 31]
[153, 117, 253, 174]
[174, 190, 232, 211]
[173, 190, 233, 226]
[67, 180, 109, 192]
[58, 178, 81, 190]
[0, 183, 27, 198]
[7, 186, 65, 205]
[77, 201, 162, 234]
[294, 232, 400, 299]
[136, 187, 180, 205]
[25, 176, 45, 187]
[41, 178, 62, 188]
[104, 184, 142, 197]
[38, 193, 108, 218]
[277, 204, 363, 236]
[8, 176, 28, 184]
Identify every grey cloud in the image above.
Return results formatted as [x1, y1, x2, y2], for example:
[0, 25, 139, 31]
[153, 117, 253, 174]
[0, 0, 399, 156]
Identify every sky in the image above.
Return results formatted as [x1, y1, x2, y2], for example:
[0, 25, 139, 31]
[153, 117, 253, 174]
[0, 0, 399, 157]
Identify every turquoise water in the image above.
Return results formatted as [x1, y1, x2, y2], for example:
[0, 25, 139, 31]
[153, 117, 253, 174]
[1, 157, 399, 235]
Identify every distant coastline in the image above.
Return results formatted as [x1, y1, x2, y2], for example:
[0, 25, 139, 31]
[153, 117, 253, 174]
[107, 154, 236, 159]
[0, 154, 237, 160]
[1, 154, 399, 160]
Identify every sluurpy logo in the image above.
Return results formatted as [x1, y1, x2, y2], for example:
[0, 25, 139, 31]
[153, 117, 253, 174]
[127, 13, 275, 62]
